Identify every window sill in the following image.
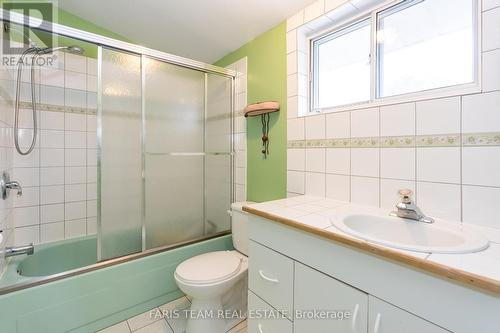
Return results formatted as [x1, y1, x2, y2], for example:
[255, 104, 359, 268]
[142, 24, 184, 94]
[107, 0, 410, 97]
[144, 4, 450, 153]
[303, 83, 482, 117]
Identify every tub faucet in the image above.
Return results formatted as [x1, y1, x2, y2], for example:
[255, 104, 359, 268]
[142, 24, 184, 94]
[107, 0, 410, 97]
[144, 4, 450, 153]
[4, 244, 34, 257]
[389, 189, 434, 224]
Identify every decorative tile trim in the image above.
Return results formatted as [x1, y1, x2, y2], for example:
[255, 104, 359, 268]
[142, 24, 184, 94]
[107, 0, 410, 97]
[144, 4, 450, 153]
[18, 101, 96, 115]
[288, 140, 306, 148]
[463, 133, 500, 146]
[380, 136, 414, 148]
[288, 132, 500, 149]
[350, 137, 379, 148]
[416, 134, 460, 147]
[326, 138, 350, 148]
[306, 139, 327, 148]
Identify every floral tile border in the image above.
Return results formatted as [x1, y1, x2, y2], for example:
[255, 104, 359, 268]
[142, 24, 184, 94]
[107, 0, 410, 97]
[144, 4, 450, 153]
[380, 136, 414, 148]
[18, 101, 96, 115]
[351, 137, 379, 148]
[463, 133, 500, 146]
[288, 133, 500, 149]
[416, 134, 460, 147]
[288, 140, 306, 148]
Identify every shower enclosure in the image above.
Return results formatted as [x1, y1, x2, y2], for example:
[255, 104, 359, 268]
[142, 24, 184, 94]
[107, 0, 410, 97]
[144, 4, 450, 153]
[98, 48, 234, 261]
[0, 10, 236, 293]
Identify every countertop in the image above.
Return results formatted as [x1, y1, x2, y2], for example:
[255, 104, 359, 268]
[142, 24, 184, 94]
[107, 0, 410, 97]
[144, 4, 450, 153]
[243, 196, 500, 295]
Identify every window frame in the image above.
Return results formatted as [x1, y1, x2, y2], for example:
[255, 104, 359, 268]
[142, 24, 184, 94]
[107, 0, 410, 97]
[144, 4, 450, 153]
[311, 17, 373, 110]
[308, 0, 481, 114]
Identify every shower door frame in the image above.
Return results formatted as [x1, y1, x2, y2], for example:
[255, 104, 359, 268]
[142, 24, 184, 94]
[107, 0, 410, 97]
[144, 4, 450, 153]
[0, 9, 237, 293]
[97, 48, 235, 260]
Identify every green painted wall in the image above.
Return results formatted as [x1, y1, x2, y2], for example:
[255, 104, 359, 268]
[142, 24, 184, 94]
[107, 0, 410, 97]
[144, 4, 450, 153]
[215, 23, 287, 202]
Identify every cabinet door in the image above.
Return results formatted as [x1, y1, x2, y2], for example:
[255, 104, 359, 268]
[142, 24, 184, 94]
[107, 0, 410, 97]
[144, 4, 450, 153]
[294, 262, 368, 333]
[368, 297, 450, 333]
[249, 241, 294, 317]
[248, 291, 293, 333]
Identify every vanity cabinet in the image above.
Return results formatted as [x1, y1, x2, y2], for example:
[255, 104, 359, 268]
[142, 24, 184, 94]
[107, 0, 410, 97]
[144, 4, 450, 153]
[247, 211, 500, 333]
[294, 262, 368, 333]
[248, 240, 294, 317]
[248, 290, 293, 333]
[248, 240, 452, 333]
[368, 296, 449, 333]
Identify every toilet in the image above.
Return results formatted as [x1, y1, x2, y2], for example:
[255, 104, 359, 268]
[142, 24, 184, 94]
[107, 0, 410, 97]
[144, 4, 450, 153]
[174, 202, 252, 333]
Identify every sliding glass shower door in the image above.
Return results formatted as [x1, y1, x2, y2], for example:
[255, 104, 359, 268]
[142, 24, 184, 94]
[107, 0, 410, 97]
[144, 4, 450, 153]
[99, 48, 143, 260]
[98, 48, 234, 260]
[205, 74, 233, 235]
[144, 58, 205, 249]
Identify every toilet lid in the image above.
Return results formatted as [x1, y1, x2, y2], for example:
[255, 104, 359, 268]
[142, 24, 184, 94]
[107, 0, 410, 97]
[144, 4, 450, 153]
[175, 251, 242, 285]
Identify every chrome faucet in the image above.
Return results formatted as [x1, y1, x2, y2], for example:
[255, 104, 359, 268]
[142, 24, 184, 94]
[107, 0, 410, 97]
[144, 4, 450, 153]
[4, 244, 34, 257]
[389, 189, 434, 224]
[1, 171, 23, 200]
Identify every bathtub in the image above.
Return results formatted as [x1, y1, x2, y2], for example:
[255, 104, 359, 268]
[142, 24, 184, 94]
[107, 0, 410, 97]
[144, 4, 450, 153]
[0, 233, 233, 333]
[0, 236, 97, 289]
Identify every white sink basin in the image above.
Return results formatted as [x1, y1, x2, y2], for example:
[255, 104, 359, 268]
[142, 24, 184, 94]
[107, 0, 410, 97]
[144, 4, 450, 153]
[331, 213, 489, 254]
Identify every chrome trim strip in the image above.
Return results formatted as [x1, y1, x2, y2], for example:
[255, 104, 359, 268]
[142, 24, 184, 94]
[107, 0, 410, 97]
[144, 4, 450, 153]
[203, 73, 208, 235]
[231, 76, 236, 204]
[96, 46, 103, 261]
[0, 9, 236, 77]
[146, 152, 233, 156]
[0, 232, 231, 296]
[141, 55, 147, 251]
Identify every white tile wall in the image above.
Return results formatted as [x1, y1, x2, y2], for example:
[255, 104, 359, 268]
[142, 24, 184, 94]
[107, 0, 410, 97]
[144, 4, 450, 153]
[286, 0, 500, 229]
[4, 52, 98, 246]
[225, 58, 247, 202]
[0, 67, 15, 274]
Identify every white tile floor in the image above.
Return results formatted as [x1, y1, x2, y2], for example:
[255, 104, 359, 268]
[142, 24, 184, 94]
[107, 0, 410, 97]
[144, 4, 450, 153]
[96, 296, 247, 333]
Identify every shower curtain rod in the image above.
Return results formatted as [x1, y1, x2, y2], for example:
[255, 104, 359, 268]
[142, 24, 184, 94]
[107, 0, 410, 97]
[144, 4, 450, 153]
[0, 9, 236, 78]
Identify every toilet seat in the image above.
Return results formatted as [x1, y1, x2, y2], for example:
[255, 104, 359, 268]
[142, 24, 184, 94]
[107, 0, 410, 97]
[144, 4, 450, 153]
[175, 251, 242, 285]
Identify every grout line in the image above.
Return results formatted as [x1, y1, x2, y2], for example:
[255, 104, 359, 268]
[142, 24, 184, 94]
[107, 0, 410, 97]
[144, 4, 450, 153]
[377, 107, 381, 208]
[348, 111, 352, 203]
[460, 95, 464, 224]
[125, 319, 132, 333]
[63, 52, 67, 240]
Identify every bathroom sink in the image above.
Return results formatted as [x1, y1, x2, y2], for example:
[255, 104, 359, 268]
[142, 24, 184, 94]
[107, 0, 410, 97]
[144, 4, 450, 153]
[331, 213, 489, 254]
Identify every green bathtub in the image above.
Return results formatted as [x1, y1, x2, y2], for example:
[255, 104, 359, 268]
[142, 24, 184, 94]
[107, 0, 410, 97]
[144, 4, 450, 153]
[0, 234, 233, 333]
[0, 236, 97, 289]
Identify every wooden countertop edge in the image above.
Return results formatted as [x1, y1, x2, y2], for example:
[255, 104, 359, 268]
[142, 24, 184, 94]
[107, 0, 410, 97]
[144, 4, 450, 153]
[243, 205, 500, 295]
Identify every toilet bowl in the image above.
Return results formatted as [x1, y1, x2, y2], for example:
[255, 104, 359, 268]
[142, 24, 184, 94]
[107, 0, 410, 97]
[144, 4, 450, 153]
[174, 202, 253, 333]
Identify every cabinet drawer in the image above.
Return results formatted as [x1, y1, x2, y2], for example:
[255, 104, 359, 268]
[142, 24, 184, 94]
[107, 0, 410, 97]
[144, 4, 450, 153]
[369, 297, 450, 333]
[248, 291, 293, 333]
[294, 262, 368, 333]
[249, 241, 294, 316]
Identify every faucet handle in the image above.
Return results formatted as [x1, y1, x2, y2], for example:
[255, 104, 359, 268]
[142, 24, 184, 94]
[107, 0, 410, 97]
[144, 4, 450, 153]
[397, 189, 413, 204]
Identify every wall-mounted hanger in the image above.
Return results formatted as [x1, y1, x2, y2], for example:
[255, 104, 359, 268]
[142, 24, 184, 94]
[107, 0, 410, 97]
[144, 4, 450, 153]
[244, 101, 280, 159]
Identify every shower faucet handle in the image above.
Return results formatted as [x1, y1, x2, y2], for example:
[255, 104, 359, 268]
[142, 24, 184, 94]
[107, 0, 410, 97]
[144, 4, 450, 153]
[1, 171, 23, 200]
[6, 180, 22, 196]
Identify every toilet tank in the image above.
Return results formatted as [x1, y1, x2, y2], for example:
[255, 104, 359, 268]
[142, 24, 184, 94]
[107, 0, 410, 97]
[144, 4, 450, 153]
[230, 202, 254, 256]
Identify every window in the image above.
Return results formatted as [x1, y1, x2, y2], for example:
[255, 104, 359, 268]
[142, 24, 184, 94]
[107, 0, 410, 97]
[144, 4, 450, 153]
[311, 0, 477, 111]
[313, 19, 371, 109]
[377, 0, 475, 97]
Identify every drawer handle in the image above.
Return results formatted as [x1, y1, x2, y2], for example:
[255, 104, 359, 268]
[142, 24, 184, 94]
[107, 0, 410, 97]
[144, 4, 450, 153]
[258, 269, 279, 283]
[351, 303, 359, 332]
[258, 323, 265, 333]
[374, 313, 381, 333]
